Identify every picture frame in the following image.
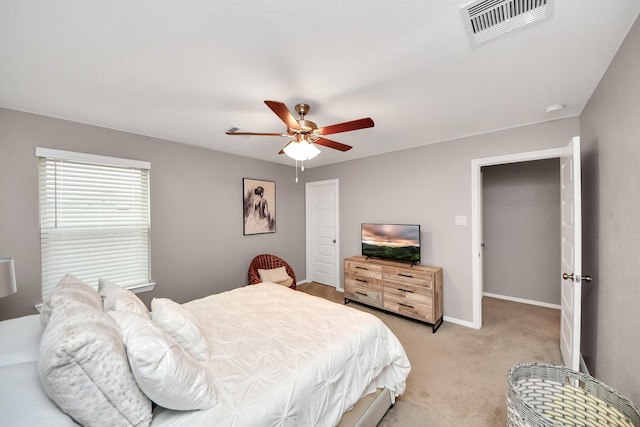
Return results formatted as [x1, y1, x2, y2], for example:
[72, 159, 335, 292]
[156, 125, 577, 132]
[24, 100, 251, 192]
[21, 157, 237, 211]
[243, 178, 276, 235]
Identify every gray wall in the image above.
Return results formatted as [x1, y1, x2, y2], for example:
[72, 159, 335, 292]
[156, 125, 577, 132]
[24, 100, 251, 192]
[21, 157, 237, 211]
[580, 15, 640, 403]
[482, 159, 561, 305]
[304, 117, 579, 323]
[0, 108, 306, 320]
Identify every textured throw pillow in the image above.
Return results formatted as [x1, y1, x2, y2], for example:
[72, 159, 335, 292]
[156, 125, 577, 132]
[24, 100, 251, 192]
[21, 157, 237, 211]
[109, 310, 217, 411]
[40, 274, 102, 326]
[38, 299, 152, 427]
[151, 298, 210, 361]
[99, 278, 150, 318]
[258, 266, 291, 283]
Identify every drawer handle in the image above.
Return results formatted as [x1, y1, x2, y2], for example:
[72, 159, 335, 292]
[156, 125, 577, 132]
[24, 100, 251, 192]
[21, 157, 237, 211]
[397, 288, 414, 293]
[355, 266, 368, 270]
[356, 291, 368, 296]
[356, 279, 368, 283]
[397, 273, 413, 278]
[398, 302, 414, 309]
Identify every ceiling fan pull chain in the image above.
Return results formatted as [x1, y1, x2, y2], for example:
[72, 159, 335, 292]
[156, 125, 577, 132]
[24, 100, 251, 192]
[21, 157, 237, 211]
[295, 160, 299, 183]
[301, 160, 304, 172]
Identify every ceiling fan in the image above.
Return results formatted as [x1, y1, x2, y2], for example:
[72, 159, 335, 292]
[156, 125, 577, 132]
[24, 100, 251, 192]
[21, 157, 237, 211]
[225, 100, 375, 158]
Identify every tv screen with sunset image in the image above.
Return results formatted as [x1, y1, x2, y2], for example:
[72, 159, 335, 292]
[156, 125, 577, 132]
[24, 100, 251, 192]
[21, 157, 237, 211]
[361, 223, 421, 264]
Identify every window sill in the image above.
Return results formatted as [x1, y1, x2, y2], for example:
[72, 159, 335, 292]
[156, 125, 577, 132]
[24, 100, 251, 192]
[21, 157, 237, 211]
[127, 282, 156, 293]
[34, 282, 155, 313]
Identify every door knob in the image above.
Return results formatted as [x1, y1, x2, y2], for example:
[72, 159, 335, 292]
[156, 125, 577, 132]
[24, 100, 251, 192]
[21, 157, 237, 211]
[333, 239, 336, 243]
[562, 273, 592, 283]
[562, 272, 574, 281]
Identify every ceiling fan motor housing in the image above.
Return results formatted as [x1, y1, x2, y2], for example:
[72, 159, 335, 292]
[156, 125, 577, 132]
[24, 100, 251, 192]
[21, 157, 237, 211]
[295, 119, 318, 135]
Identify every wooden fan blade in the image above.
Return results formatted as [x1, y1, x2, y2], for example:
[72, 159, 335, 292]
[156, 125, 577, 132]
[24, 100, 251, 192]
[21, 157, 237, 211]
[226, 128, 289, 137]
[264, 100, 301, 130]
[315, 137, 352, 152]
[318, 117, 374, 136]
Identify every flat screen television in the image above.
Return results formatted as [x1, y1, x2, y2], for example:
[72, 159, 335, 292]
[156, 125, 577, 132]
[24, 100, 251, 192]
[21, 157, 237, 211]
[361, 223, 421, 264]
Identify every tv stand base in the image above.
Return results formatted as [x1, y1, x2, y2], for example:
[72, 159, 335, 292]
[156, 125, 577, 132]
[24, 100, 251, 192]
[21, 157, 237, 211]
[343, 256, 444, 333]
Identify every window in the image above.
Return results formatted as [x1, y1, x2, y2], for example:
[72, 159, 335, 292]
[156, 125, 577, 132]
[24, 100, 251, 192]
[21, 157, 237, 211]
[37, 148, 152, 299]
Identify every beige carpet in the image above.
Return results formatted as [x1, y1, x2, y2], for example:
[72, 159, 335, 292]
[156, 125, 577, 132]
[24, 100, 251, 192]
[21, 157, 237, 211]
[297, 282, 562, 427]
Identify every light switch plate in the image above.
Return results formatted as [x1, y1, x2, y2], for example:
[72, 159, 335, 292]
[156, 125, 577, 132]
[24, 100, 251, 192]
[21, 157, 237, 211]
[455, 215, 467, 226]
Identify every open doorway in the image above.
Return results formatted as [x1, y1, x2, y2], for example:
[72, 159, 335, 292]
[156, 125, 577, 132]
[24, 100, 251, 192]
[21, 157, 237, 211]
[482, 159, 561, 308]
[473, 138, 583, 370]
[471, 147, 565, 329]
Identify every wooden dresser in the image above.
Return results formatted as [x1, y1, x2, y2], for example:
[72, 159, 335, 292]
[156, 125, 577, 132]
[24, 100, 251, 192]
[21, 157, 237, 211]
[344, 255, 443, 332]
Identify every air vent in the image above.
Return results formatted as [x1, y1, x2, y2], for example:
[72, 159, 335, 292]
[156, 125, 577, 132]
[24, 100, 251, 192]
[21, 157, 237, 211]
[460, 0, 553, 47]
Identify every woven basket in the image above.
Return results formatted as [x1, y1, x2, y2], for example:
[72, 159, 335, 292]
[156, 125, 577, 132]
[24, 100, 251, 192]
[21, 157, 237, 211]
[507, 363, 640, 427]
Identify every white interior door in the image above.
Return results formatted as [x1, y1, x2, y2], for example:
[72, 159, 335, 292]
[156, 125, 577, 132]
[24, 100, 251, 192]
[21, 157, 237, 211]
[560, 136, 582, 371]
[305, 180, 339, 289]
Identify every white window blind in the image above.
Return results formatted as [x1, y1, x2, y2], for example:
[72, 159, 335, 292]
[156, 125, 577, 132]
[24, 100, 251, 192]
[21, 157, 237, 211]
[37, 148, 151, 299]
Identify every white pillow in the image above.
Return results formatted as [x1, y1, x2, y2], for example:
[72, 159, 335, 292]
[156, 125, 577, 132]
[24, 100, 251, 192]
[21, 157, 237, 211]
[151, 298, 210, 361]
[41, 274, 102, 325]
[39, 300, 152, 426]
[99, 278, 150, 318]
[258, 266, 291, 283]
[109, 310, 217, 411]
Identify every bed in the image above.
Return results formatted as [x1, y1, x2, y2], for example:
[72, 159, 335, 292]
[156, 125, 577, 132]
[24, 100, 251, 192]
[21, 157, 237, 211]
[0, 276, 411, 426]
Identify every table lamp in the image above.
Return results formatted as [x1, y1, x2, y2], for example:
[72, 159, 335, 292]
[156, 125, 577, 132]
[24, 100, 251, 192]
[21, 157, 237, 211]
[0, 258, 17, 298]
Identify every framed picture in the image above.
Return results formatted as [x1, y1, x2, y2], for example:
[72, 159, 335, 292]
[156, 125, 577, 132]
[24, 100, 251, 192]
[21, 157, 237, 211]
[243, 178, 276, 235]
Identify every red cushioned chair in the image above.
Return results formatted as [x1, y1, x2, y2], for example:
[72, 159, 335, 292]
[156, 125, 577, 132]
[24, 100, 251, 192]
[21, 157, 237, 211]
[248, 254, 297, 290]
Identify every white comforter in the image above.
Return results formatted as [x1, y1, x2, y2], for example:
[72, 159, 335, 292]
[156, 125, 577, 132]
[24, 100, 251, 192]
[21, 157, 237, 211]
[152, 283, 411, 427]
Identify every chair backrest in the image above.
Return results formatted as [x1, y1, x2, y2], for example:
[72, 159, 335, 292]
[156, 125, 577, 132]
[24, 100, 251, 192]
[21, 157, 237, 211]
[248, 254, 296, 289]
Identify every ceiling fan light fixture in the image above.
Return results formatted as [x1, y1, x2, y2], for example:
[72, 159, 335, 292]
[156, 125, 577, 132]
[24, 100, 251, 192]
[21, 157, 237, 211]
[283, 137, 321, 161]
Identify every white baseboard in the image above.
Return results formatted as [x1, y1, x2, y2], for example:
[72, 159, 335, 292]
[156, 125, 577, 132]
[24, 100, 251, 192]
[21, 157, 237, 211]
[298, 279, 345, 292]
[483, 292, 561, 310]
[443, 315, 477, 329]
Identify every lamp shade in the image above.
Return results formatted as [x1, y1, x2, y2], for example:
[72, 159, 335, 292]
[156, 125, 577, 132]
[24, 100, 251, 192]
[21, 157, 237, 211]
[283, 139, 321, 161]
[0, 258, 17, 298]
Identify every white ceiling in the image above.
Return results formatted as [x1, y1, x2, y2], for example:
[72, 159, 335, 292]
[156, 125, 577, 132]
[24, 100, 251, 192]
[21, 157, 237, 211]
[1, 1, 639, 167]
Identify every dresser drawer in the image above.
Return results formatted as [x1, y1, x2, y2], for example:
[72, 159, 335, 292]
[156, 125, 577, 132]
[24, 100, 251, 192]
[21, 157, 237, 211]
[344, 284, 383, 308]
[345, 261, 383, 278]
[345, 260, 383, 291]
[345, 272, 382, 291]
[382, 266, 433, 289]
[384, 282, 431, 302]
[383, 292, 433, 322]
